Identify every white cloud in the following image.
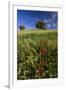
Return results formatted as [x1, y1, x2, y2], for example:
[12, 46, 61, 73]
[52, 14, 57, 22]
[47, 24, 51, 28]
[44, 19, 48, 23]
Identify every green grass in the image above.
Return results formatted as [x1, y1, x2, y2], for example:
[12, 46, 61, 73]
[17, 29, 56, 35]
[17, 30, 58, 80]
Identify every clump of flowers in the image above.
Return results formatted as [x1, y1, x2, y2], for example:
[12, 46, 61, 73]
[39, 48, 48, 55]
[35, 40, 48, 77]
[39, 60, 47, 65]
[36, 67, 44, 75]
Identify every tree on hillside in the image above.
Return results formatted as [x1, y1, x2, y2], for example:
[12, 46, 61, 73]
[35, 21, 46, 29]
[19, 25, 25, 30]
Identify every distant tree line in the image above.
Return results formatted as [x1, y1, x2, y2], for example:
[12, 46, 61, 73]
[18, 20, 46, 30]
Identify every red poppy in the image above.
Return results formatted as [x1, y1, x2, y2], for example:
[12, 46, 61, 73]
[39, 48, 44, 55]
[39, 60, 47, 65]
[45, 61, 47, 64]
[39, 48, 47, 55]
[43, 48, 47, 53]
[39, 60, 44, 65]
[36, 67, 44, 75]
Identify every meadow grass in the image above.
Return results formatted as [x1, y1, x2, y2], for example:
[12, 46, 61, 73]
[17, 29, 57, 36]
[17, 30, 58, 80]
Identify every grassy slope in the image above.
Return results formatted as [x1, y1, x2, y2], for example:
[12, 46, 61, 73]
[17, 30, 57, 36]
[17, 30, 57, 42]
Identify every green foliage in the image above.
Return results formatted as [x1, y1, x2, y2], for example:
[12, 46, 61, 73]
[17, 30, 58, 80]
[18, 25, 25, 30]
[36, 21, 46, 29]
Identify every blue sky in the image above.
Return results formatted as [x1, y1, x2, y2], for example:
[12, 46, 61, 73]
[17, 10, 58, 30]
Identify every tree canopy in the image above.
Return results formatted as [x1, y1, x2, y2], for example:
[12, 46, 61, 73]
[35, 21, 46, 29]
[19, 25, 25, 30]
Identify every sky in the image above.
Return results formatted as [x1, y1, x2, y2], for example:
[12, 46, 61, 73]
[17, 10, 58, 30]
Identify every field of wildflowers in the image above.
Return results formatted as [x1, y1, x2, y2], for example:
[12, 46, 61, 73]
[17, 30, 58, 80]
